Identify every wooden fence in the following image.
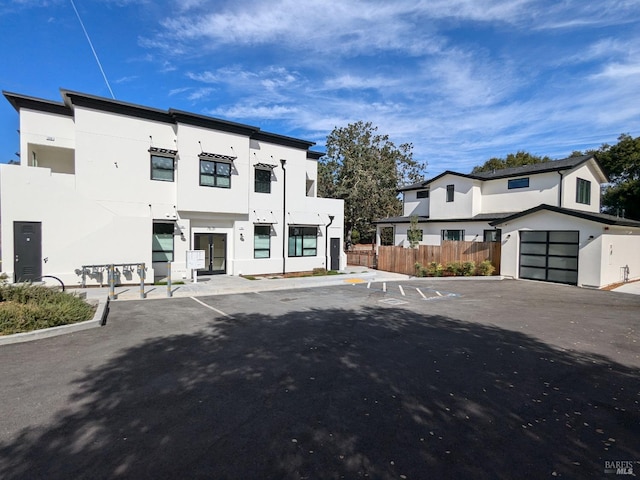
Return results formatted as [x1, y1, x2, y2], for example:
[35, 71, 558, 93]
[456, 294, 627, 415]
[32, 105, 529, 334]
[346, 250, 376, 268]
[376, 241, 501, 276]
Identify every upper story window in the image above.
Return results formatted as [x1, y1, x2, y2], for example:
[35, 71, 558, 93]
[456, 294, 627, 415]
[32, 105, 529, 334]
[576, 178, 591, 204]
[508, 177, 529, 189]
[149, 147, 177, 182]
[416, 190, 429, 199]
[446, 184, 454, 202]
[200, 160, 231, 188]
[255, 167, 272, 193]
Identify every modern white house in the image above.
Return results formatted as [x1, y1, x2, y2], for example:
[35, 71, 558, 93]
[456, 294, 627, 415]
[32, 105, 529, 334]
[375, 156, 640, 288]
[1, 89, 344, 286]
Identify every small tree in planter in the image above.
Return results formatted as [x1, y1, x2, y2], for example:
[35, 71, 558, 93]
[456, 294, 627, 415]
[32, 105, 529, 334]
[407, 215, 422, 248]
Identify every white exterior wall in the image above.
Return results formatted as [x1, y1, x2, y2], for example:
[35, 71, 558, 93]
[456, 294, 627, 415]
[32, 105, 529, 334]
[495, 211, 640, 288]
[599, 229, 640, 286]
[403, 190, 429, 216]
[429, 175, 476, 219]
[2, 95, 345, 284]
[562, 163, 602, 212]
[389, 221, 494, 247]
[481, 172, 560, 213]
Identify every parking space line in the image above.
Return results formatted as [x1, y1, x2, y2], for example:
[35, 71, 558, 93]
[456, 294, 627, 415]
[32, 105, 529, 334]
[190, 297, 232, 318]
[399, 285, 405, 296]
[435, 291, 443, 297]
[367, 281, 371, 289]
[383, 282, 387, 292]
[416, 288, 427, 299]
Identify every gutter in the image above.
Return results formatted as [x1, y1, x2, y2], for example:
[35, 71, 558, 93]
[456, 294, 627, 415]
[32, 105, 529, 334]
[325, 215, 335, 270]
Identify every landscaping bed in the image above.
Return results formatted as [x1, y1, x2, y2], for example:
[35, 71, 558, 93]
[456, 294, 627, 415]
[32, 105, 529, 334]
[0, 284, 96, 336]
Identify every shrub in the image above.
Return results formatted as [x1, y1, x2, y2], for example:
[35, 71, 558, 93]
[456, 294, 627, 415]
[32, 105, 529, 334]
[445, 262, 463, 276]
[476, 260, 496, 276]
[427, 262, 444, 277]
[0, 284, 95, 335]
[462, 261, 476, 276]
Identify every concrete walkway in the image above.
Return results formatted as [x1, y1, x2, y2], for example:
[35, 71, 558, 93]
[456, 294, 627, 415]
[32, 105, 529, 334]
[75, 267, 413, 302]
[612, 279, 640, 295]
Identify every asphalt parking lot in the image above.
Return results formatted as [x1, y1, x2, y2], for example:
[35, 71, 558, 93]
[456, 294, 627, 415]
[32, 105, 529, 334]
[0, 279, 639, 479]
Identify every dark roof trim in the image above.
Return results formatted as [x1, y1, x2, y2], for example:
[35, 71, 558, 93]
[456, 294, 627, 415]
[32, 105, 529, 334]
[170, 109, 258, 136]
[489, 204, 640, 228]
[374, 213, 516, 224]
[398, 171, 477, 192]
[307, 150, 324, 160]
[3, 91, 72, 117]
[251, 131, 315, 150]
[61, 89, 173, 124]
[199, 152, 236, 162]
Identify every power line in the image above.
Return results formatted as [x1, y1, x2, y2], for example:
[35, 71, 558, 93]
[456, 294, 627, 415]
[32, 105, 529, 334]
[69, 0, 115, 99]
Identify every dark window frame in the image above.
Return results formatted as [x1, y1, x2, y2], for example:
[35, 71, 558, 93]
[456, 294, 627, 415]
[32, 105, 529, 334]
[508, 177, 529, 189]
[150, 155, 175, 182]
[200, 159, 231, 189]
[255, 168, 272, 193]
[446, 184, 454, 202]
[576, 177, 591, 205]
[416, 190, 429, 199]
[441, 229, 464, 241]
[254, 225, 271, 258]
[152, 222, 174, 262]
[483, 229, 502, 242]
[288, 226, 317, 257]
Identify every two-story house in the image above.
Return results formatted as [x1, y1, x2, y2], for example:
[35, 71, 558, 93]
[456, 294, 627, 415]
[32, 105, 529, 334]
[1, 89, 344, 286]
[375, 156, 640, 288]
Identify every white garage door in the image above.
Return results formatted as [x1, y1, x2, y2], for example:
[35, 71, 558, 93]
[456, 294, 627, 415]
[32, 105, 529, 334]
[519, 230, 579, 285]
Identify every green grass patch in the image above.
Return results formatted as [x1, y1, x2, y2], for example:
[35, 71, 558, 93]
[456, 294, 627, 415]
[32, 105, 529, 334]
[154, 280, 185, 285]
[241, 275, 260, 280]
[0, 284, 96, 336]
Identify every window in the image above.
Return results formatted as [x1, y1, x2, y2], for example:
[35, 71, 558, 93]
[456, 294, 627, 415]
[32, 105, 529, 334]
[576, 178, 591, 204]
[151, 155, 174, 182]
[483, 229, 502, 242]
[152, 222, 174, 262]
[416, 190, 429, 199]
[508, 177, 529, 189]
[200, 160, 231, 188]
[380, 227, 394, 246]
[254, 225, 271, 258]
[288, 226, 317, 257]
[255, 168, 271, 193]
[446, 184, 454, 202]
[442, 229, 464, 241]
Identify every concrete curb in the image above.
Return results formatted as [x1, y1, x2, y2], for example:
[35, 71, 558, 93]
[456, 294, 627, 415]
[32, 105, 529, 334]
[0, 297, 108, 346]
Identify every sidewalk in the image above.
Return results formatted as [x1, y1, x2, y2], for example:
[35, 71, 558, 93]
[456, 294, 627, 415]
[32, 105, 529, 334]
[75, 267, 413, 302]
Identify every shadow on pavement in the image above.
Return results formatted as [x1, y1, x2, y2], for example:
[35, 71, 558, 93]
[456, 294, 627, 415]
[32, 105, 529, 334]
[1, 306, 638, 479]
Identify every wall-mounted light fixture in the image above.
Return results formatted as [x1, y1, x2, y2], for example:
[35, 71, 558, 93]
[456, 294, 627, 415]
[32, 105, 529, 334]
[240, 233, 245, 241]
[506, 234, 511, 239]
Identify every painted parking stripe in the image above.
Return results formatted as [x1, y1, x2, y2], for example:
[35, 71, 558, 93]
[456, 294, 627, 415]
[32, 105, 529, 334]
[416, 288, 427, 299]
[367, 281, 371, 289]
[435, 291, 443, 297]
[190, 297, 232, 318]
[398, 285, 405, 296]
[383, 282, 387, 292]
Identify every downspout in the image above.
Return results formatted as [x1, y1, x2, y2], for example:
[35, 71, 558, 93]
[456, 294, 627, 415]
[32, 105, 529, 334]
[280, 159, 287, 275]
[558, 171, 564, 207]
[325, 214, 335, 270]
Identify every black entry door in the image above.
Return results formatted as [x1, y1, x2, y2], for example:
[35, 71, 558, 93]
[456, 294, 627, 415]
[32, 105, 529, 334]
[330, 238, 341, 270]
[14, 221, 42, 282]
[194, 233, 226, 274]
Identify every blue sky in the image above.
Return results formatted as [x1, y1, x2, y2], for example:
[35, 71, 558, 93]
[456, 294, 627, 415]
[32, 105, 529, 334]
[1, 0, 640, 176]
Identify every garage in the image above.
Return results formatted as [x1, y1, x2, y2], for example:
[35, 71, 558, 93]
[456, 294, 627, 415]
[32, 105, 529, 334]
[519, 230, 579, 285]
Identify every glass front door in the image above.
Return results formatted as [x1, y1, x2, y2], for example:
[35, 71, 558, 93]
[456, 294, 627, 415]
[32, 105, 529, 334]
[194, 233, 227, 274]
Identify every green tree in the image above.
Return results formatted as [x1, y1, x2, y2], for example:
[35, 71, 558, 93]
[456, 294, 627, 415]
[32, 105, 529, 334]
[407, 215, 422, 248]
[595, 134, 640, 220]
[318, 121, 425, 244]
[471, 151, 551, 174]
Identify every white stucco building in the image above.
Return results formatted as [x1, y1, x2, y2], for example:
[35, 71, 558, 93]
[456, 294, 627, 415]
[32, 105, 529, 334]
[375, 156, 640, 288]
[1, 89, 344, 286]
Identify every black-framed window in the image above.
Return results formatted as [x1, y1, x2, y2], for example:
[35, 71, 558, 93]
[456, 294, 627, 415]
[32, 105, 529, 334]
[152, 222, 174, 262]
[416, 190, 429, 199]
[151, 155, 175, 182]
[446, 184, 454, 202]
[200, 160, 231, 188]
[483, 229, 502, 242]
[576, 178, 591, 204]
[288, 226, 317, 257]
[508, 177, 529, 189]
[255, 168, 271, 193]
[442, 229, 464, 241]
[254, 225, 271, 258]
